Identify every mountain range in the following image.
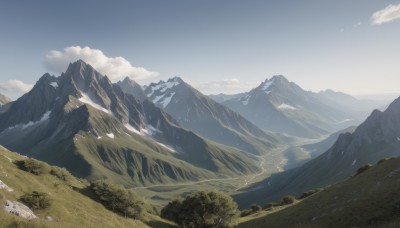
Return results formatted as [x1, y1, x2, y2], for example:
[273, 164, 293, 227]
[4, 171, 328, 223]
[213, 76, 382, 138]
[0, 60, 260, 187]
[234, 95, 400, 208]
[134, 77, 281, 155]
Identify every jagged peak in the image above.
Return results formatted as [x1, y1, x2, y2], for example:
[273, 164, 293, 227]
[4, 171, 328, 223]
[167, 76, 184, 83]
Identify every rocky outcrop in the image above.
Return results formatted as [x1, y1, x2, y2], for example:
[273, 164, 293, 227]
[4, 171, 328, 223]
[4, 200, 37, 219]
[0, 179, 14, 192]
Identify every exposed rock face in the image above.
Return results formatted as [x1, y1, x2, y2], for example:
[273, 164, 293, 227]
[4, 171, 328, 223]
[4, 200, 37, 219]
[0, 179, 14, 192]
[143, 77, 280, 155]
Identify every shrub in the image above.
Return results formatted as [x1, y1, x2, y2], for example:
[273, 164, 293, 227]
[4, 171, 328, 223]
[15, 159, 48, 175]
[240, 209, 253, 217]
[355, 164, 373, 176]
[161, 190, 238, 228]
[281, 195, 295, 205]
[263, 202, 280, 210]
[50, 167, 72, 182]
[89, 180, 145, 219]
[19, 191, 51, 210]
[251, 204, 262, 213]
[299, 188, 323, 199]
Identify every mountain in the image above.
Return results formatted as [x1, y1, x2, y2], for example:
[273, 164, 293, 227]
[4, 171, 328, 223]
[208, 93, 244, 103]
[318, 89, 387, 120]
[283, 126, 357, 170]
[0, 93, 12, 114]
[221, 75, 366, 138]
[0, 60, 260, 187]
[117, 77, 148, 102]
[0, 146, 175, 227]
[234, 96, 400, 208]
[139, 77, 280, 155]
[238, 157, 400, 228]
[0, 93, 11, 105]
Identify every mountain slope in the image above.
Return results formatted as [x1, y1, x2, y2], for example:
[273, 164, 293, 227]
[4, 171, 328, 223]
[0, 93, 11, 105]
[116, 77, 148, 102]
[0, 60, 260, 187]
[234, 96, 400, 208]
[238, 157, 400, 228]
[0, 146, 176, 228]
[221, 76, 362, 138]
[139, 77, 280, 155]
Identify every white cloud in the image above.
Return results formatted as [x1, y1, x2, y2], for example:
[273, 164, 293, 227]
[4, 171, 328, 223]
[45, 46, 159, 82]
[192, 78, 258, 94]
[0, 80, 33, 93]
[371, 3, 400, 25]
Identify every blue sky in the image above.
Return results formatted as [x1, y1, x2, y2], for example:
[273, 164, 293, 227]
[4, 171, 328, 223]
[0, 0, 399, 99]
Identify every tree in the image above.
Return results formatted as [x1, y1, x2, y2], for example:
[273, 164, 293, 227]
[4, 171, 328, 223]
[19, 191, 51, 210]
[89, 180, 145, 219]
[161, 190, 238, 228]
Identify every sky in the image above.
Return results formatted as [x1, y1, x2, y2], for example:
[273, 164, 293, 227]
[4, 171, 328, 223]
[0, 0, 399, 99]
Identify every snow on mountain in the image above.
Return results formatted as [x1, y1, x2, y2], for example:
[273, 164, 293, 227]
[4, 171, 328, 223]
[78, 92, 111, 114]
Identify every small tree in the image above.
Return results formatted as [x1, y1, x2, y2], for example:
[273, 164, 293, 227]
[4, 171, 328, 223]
[251, 204, 262, 212]
[19, 191, 51, 210]
[90, 180, 145, 219]
[355, 164, 373, 176]
[281, 195, 295, 205]
[161, 190, 238, 228]
[15, 159, 48, 175]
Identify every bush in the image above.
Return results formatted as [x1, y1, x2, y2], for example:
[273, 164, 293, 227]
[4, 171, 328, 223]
[281, 195, 295, 205]
[355, 164, 373, 176]
[299, 188, 323, 199]
[19, 191, 51, 210]
[240, 209, 253, 217]
[89, 180, 145, 219]
[50, 167, 72, 182]
[251, 204, 262, 213]
[161, 190, 238, 228]
[15, 159, 48, 175]
[262, 202, 280, 210]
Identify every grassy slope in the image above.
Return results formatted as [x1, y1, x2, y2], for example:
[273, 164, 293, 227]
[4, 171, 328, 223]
[0, 146, 176, 228]
[238, 157, 400, 228]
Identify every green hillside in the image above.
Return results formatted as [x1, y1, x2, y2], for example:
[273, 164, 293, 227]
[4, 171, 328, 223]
[0, 146, 176, 228]
[238, 157, 400, 228]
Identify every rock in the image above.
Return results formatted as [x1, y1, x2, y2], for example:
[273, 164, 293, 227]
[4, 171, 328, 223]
[44, 215, 53, 221]
[0, 179, 14, 192]
[3, 200, 37, 219]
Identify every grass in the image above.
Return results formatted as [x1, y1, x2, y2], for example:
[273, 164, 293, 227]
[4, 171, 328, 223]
[0, 146, 177, 228]
[237, 157, 400, 228]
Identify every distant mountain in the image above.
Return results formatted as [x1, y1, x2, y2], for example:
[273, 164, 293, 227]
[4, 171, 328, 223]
[0, 93, 11, 105]
[234, 96, 400, 208]
[221, 75, 377, 138]
[0, 93, 12, 114]
[116, 77, 148, 102]
[208, 93, 244, 103]
[238, 157, 400, 228]
[0, 60, 260, 187]
[318, 89, 387, 120]
[139, 77, 280, 155]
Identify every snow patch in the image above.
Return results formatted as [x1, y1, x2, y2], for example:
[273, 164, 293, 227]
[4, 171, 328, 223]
[78, 92, 111, 114]
[106, 133, 114, 139]
[140, 125, 162, 136]
[277, 103, 297, 110]
[156, 142, 177, 153]
[50, 82, 58, 88]
[240, 95, 250, 105]
[148, 80, 180, 96]
[124, 123, 142, 135]
[261, 78, 275, 91]
[352, 160, 357, 166]
[6, 111, 51, 131]
[159, 92, 175, 108]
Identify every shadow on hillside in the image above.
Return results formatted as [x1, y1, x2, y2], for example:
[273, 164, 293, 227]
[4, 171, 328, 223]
[144, 220, 178, 228]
